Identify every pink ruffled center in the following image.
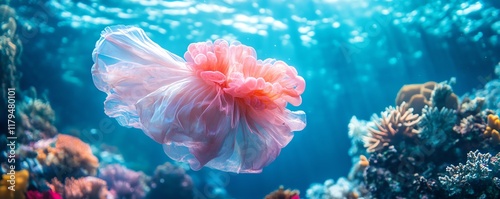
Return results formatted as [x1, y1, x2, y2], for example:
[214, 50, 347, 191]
[184, 40, 305, 110]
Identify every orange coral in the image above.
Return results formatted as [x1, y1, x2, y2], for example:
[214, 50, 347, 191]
[49, 177, 108, 199]
[0, 170, 29, 199]
[484, 114, 500, 144]
[358, 155, 369, 168]
[37, 134, 99, 177]
[265, 186, 300, 199]
[395, 81, 458, 114]
[348, 155, 370, 180]
[364, 102, 421, 152]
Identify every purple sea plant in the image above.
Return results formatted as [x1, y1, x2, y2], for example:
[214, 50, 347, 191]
[98, 164, 150, 199]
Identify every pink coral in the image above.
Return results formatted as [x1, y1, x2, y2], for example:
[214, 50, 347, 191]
[49, 177, 108, 199]
[92, 26, 306, 173]
[98, 164, 149, 199]
[26, 190, 62, 199]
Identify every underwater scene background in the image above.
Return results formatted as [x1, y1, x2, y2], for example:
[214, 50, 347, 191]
[1, 0, 500, 198]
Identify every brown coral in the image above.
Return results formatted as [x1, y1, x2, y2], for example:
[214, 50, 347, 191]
[264, 186, 300, 199]
[395, 81, 459, 114]
[395, 81, 436, 115]
[484, 114, 500, 144]
[49, 177, 108, 199]
[364, 102, 421, 152]
[36, 134, 99, 178]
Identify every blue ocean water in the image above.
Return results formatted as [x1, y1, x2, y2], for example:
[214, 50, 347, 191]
[2, 0, 500, 198]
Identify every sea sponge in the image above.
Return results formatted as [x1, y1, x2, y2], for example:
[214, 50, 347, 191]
[484, 114, 500, 144]
[36, 134, 99, 179]
[0, 169, 29, 199]
[363, 102, 421, 152]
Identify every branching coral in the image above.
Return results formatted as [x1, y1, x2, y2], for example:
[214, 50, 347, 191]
[439, 150, 500, 197]
[49, 177, 109, 199]
[36, 134, 99, 180]
[484, 114, 500, 144]
[99, 164, 149, 199]
[147, 162, 194, 199]
[265, 186, 300, 199]
[363, 102, 421, 152]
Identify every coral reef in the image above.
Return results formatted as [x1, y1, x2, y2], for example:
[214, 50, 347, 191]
[363, 102, 421, 152]
[309, 77, 500, 199]
[147, 162, 194, 199]
[99, 164, 149, 199]
[49, 177, 109, 199]
[36, 134, 99, 180]
[439, 150, 500, 198]
[265, 186, 300, 199]
[0, 4, 21, 106]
